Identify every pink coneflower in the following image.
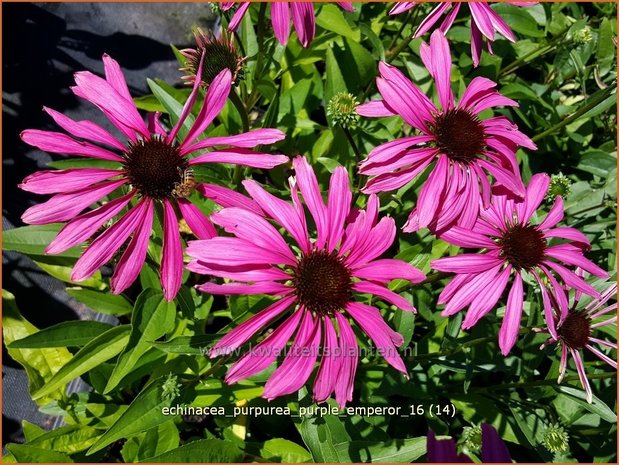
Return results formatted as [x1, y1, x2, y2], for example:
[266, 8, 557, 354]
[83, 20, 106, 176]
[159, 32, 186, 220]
[220, 2, 353, 48]
[541, 280, 616, 403]
[186, 156, 425, 406]
[431, 173, 608, 356]
[357, 30, 535, 235]
[19, 55, 287, 301]
[389, 2, 529, 66]
[179, 29, 245, 88]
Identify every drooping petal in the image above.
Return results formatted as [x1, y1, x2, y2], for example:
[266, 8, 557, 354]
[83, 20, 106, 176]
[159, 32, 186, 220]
[313, 317, 342, 403]
[199, 183, 264, 216]
[71, 199, 148, 281]
[480, 424, 512, 463]
[21, 178, 127, 225]
[19, 168, 122, 195]
[442, 264, 503, 317]
[46, 192, 134, 254]
[416, 154, 449, 228]
[389, 2, 415, 15]
[432, 253, 504, 274]
[346, 302, 407, 375]
[290, 2, 315, 48]
[225, 309, 304, 384]
[161, 201, 184, 301]
[543, 227, 591, 248]
[334, 312, 358, 407]
[345, 216, 396, 267]
[439, 226, 497, 249]
[353, 281, 415, 312]
[263, 311, 321, 400]
[545, 245, 608, 278]
[461, 265, 511, 329]
[271, 2, 291, 45]
[186, 237, 292, 268]
[111, 199, 154, 294]
[427, 430, 472, 463]
[571, 349, 593, 403]
[499, 272, 524, 355]
[326, 167, 352, 252]
[227, 2, 251, 32]
[538, 196, 565, 230]
[413, 2, 450, 37]
[177, 198, 217, 240]
[210, 296, 296, 356]
[469, 2, 496, 40]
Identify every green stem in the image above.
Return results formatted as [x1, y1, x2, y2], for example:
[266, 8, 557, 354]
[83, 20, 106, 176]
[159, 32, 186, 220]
[229, 90, 250, 187]
[500, 27, 570, 77]
[343, 126, 362, 162]
[531, 84, 617, 143]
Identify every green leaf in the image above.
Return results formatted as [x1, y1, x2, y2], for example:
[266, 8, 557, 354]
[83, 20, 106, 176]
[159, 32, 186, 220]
[260, 438, 312, 463]
[144, 439, 244, 463]
[9, 321, 113, 348]
[133, 93, 166, 113]
[147, 79, 195, 141]
[105, 290, 176, 393]
[5, 444, 74, 463]
[87, 377, 189, 455]
[324, 45, 347, 121]
[336, 438, 427, 462]
[298, 414, 351, 462]
[34, 260, 105, 289]
[122, 420, 180, 462]
[316, 4, 358, 41]
[22, 421, 46, 442]
[492, 4, 545, 37]
[151, 334, 218, 355]
[554, 386, 617, 423]
[31, 325, 131, 400]
[25, 425, 101, 455]
[596, 18, 615, 76]
[66, 287, 133, 316]
[393, 310, 415, 347]
[3, 225, 82, 259]
[2, 291, 73, 404]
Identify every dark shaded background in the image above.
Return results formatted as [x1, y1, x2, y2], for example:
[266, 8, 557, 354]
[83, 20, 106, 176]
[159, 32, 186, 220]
[2, 2, 215, 446]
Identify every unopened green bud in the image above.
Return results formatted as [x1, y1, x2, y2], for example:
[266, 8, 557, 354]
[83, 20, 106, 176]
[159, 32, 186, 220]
[327, 92, 360, 128]
[161, 373, 181, 402]
[543, 424, 569, 453]
[460, 425, 482, 451]
[546, 173, 572, 203]
[573, 26, 593, 45]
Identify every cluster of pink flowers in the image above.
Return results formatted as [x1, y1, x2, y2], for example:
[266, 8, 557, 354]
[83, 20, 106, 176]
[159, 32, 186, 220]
[19, 3, 613, 406]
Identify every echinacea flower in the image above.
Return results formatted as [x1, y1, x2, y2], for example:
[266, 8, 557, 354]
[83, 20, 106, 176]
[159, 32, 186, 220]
[357, 30, 535, 235]
[427, 424, 511, 463]
[220, 2, 353, 48]
[389, 2, 528, 66]
[431, 173, 608, 356]
[19, 55, 287, 300]
[179, 28, 245, 88]
[186, 156, 425, 406]
[541, 279, 616, 403]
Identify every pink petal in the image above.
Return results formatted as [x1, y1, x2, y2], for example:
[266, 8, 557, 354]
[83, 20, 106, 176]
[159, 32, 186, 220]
[263, 310, 321, 399]
[225, 309, 304, 384]
[334, 312, 358, 407]
[518, 173, 549, 223]
[290, 2, 315, 48]
[439, 226, 497, 249]
[545, 246, 608, 278]
[21, 178, 126, 225]
[469, 2, 496, 40]
[188, 148, 289, 169]
[337, 2, 354, 12]
[199, 183, 264, 216]
[168, 50, 205, 143]
[110, 199, 154, 294]
[243, 180, 310, 252]
[293, 157, 328, 249]
[461, 265, 511, 328]
[211, 207, 296, 264]
[356, 100, 397, 118]
[414, 2, 450, 37]
[353, 281, 415, 312]
[228, 3, 251, 32]
[499, 273, 524, 355]
[423, 30, 454, 110]
[326, 167, 352, 253]
[544, 227, 591, 248]
[182, 69, 232, 149]
[196, 281, 290, 295]
[389, 2, 415, 15]
[71, 199, 147, 281]
[538, 196, 565, 230]
[186, 262, 289, 283]
[346, 302, 407, 375]
[458, 76, 498, 110]
[148, 111, 167, 136]
[19, 168, 121, 195]
[271, 2, 291, 45]
[46, 192, 134, 254]
[478, 159, 526, 197]
[362, 157, 434, 194]
[571, 349, 593, 403]
[442, 264, 503, 317]
[182, 129, 286, 154]
[102, 54, 133, 102]
[586, 344, 617, 369]
[360, 140, 435, 174]
[313, 317, 341, 403]
[352, 259, 425, 283]
[186, 237, 291, 268]
[20, 129, 124, 162]
[177, 198, 217, 240]
[160, 201, 184, 301]
[72, 70, 148, 138]
[210, 295, 296, 356]
[345, 216, 396, 267]
[487, 6, 517, 41]
[416, 154, 449, 228]
[470, 19, 483, 67]
[43, 107, 126, 151]
[432, 253, 503, 274]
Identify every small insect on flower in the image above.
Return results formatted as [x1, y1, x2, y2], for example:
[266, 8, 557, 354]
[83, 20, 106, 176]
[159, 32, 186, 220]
[172, 168, 199, 199]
